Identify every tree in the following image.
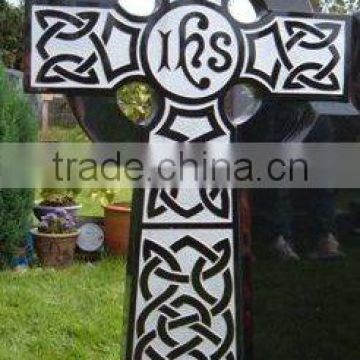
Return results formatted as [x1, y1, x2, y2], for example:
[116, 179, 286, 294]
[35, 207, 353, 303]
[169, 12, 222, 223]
[316, 0, 360, 13]
[0, 0, 24, 69]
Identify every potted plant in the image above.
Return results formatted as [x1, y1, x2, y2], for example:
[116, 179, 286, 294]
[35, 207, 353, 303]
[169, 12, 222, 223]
[90, 189, 131, 256]
[31, 209, 80, 267]
[33, 189, 82, 221]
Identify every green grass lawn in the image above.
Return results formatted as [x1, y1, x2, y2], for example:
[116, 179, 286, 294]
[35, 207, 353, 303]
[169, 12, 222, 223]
[0, 259, 126, 360]
[0, 237, 359, 359]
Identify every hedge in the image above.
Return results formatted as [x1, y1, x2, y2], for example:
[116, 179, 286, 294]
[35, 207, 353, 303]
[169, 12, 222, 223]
[0, 63, 37, 267]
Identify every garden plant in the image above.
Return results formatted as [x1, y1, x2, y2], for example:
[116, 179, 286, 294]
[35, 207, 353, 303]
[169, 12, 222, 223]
[0, 62, 37, 268]
[31, 209, 80, 267]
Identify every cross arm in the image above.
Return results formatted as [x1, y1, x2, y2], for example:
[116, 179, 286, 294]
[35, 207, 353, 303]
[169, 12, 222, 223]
[25, 0, 353, 105]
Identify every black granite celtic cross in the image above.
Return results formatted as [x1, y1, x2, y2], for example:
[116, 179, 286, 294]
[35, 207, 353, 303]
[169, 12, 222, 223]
[25, 0, 356, 358]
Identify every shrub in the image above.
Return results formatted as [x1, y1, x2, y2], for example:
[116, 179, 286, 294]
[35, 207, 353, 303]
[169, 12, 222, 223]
[0, 1, 24, 69]
[0, 63, 37, 267]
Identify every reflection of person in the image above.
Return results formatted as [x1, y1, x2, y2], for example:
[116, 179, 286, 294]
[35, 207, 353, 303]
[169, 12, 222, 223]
[235, 95, 345, 260]
[258, 189, 344, 261]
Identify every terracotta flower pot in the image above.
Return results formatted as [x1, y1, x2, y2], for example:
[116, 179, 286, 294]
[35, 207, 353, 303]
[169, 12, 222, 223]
[31, 229, 80, 267]
[103, 203, 131, 256]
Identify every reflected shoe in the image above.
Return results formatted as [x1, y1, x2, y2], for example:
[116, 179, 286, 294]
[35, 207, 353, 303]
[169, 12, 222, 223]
[309, 233, 345, 260]
[272, 236, 300, 261]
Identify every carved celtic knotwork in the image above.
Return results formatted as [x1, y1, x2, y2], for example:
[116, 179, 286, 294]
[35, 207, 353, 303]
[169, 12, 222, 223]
[243, 15, 346, 96]
[35, 10, 101, 84]
[31, 6, 140, 88]
[25, 2, 354, 360]
[147, 188, 230, 220]
[28, 3, 348, 99]
[135, 235, 235, 359]
[283, 21, 341, 91]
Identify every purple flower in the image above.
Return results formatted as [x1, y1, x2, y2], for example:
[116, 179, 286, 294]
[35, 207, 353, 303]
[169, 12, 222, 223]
[42, 213, 57, 222]
[65, 214, 75, 222]
[38, 210, 77, 234]
[54, 208, 67, 217]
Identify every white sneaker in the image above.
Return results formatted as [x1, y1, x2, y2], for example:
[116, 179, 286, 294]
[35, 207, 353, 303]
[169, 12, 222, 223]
[309, 233, 345, 260]
[272, 236, 300, 261]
